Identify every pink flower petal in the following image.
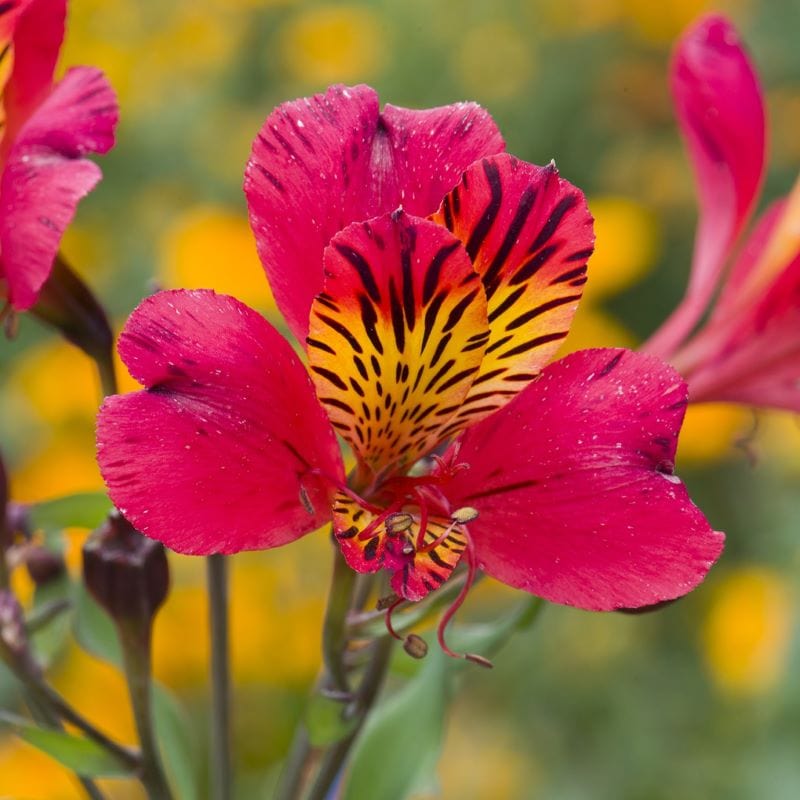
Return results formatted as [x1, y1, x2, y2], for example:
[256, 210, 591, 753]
[1, 66, 118, 309]
[646, 15, 765, 358]
[244, 84, 504, 341]
[97, 290, 344, 555]
[445, 348, 724, 611]
[1, 0, 66, 147]
[680, 254, 800, 412]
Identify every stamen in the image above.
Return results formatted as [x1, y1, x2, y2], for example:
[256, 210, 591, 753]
[383, 597, 405, 641]
[357, 501, 404, 541]
[417, 519, 459, 554]
[385, 512, 414, 535]
[436, 531, 494, 668]
[306, 467, 383, 513]
[451, 506, 479, 524]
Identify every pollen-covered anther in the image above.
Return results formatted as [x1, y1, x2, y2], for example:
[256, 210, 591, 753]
[385, 512, 414, 535]
[451, 506, 479, 524]
[465, 653, 494, 669]
[403, 633, 429, 659]
[376, 593, 400, 611]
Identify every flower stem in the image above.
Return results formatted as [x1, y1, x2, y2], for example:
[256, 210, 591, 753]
[305, 635, 394, 800]
[207, 554, 232, 800]
[322, 545, 357, 694]
[117, 620, 173, 799]
[95, 351, 118, 398]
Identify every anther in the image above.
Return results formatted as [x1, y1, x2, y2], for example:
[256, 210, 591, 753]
[465, 653, 494, 669]
[403, 634, 428, 660]
[376, 593, 400, 611]
[451, 506, 479, 524]
[385, 512, 414, 535]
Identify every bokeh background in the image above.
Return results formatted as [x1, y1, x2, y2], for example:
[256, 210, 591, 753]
[1, 0, 800, 797]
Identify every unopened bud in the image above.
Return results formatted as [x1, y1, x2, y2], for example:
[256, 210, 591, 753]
[465, 653, 494, 669]
[0, 590, 28, 658]
[403, 633, 428, 659]
[83, 511, 169, 626]
[30, 255, 113, 367]
[376, 593, 400, 611]
[385, 512, 414, 535]
[451, 507, 479, 524]
[25, 547, 66, 587]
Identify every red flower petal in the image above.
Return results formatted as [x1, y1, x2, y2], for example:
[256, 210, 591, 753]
[430, 154, 594, 432]
[97, 290, 344, 555]
[1, 66, 118, 309]
[444, 348, 724, 611]
[244, 84, 504, 342]
[1, 0, 66, 146]
[646, 15, 765, 358]
[307, 211, 488, 476]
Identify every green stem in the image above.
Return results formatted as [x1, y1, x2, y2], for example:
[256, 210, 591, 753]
[321, 545, 357, 694]
[21, 686, 108, 800]
[95, 350, 118, 398]
[207, 554, 232, 800]
[272, 727, 312, 800]
[305, 635, 394, 800]
[117, 620, 173, 799]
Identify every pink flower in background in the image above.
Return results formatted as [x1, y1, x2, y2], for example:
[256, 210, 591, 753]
[98, 86, 722, 657]
[645, 15, 799, 411]
[0, 0, 118, 312]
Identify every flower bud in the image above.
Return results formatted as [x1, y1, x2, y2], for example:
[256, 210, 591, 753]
[25, 546, 66, 587]
[30, 255, 114, 367]
[83, 511, 169, 626]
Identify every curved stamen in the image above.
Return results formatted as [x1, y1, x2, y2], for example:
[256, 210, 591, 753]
[436, 529, 493, 668]
[384, 596, 405, 641]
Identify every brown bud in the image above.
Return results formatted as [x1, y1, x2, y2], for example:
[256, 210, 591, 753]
[83, 511, 169, 626]
[403, 633, 428, 659]
[25, 546, 66, 587]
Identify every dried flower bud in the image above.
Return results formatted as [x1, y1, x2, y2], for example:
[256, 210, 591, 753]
[83, 511, 169, 626]
[25, 546, 66, 587]
[0, 590, 28, 659]
[451, 506, 479, 524]
[465, 653, 494, 669]
[403, 633, 428, 659]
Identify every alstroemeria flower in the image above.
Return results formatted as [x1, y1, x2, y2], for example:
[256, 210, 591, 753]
[645, 15, 799, 412]
[0, 0, 118, 312]
[98, 86, 722, 657]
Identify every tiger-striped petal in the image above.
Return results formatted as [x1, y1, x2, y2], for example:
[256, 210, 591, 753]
[308, 210, 489, 476]
[332, 491, 467, 602]
[430, 154, 594, 432]
[245, 84, 504, 344]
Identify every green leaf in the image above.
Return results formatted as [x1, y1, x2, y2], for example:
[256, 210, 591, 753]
[72, 582, 121, 666]
[30, 575, 74, 667]
[342, 642, 450, 800]
[305, 692, 360, 747]
[342, 597, 545, 800]
[29, 493, 111, 537]
[154, 683, 200, 800]
[0, 710, 134, 778]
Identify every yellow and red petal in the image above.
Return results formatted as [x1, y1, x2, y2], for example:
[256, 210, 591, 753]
[332, 491, 467, 602]
[430, 154, 594, 433]
[308, 210, 489, 476]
